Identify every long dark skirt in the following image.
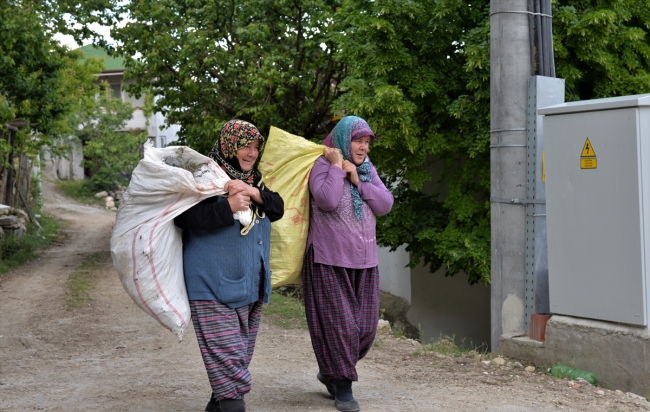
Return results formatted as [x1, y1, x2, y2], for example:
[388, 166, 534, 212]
[189, 298, 263, 401]
[301, 245, 380, 381]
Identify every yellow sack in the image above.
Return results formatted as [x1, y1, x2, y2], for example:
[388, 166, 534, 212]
[258, 126, 325, 287]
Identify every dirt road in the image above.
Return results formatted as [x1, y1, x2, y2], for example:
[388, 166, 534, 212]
[1, 182, 649, 411]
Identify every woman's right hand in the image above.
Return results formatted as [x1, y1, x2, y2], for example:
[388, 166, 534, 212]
[227, 191, 251, 212]
[323, 147, 343, 168]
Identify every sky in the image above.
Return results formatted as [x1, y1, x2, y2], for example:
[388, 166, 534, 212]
[52, 23, 114, 50]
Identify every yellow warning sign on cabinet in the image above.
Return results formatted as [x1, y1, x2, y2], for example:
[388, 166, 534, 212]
[580, 138, 597, 169]
[580, 158, 597, 169]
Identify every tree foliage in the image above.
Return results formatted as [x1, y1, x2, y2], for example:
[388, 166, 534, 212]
[95, 0, 650, 285]
[76, 89, 146, 190]
[112, 0, 344, 155]
[0, 1, 103, 158]
[553, 0, 650, 100]
[329, 0, 650, 284]
[332, 0, 492, 284]
[106, 0, 493, 284]
[0, 3, 69, 137]
[0, 0, 136, 210]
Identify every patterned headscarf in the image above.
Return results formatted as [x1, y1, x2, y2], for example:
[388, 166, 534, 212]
[208, 119, 265, 186]
[324, 115, 376, 219]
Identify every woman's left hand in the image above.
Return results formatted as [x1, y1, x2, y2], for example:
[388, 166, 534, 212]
[225, 180, 249, 196]
[342, 160, 359, 186]
[225, 180, 263, 204]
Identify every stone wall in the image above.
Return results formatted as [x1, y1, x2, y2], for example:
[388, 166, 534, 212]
[500, 315, 650, 397]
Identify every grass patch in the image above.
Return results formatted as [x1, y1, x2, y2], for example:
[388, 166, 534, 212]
[64, 252, 105, 309]
[264, 286, 307, 329]
[416, 335, 488, 358]
[55, 179, 104, 205]
[0, 214, 65, 275]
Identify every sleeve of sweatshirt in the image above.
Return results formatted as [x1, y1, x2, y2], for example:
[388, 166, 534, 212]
[357, 164, 394, 216]
[174, 196, 235, 230]
[308, 156, 346, 211]
[255, 184, 285, 222]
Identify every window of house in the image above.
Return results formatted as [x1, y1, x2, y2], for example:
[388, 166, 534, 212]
[110, 83, 122, 99]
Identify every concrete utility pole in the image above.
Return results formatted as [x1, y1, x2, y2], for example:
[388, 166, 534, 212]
[490, 0, 532, 351]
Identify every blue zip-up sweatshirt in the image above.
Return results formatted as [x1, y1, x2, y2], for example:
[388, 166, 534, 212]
[175, 189, 284, 309]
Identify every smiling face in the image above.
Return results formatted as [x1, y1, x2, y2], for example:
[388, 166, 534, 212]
[237, 139, 260, 171]
[350, 135, 371, 165]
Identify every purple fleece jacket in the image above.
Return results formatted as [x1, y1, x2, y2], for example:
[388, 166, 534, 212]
[307, 156, 394, 269]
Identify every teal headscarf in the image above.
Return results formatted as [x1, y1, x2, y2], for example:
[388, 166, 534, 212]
[324, 116, 376, 219]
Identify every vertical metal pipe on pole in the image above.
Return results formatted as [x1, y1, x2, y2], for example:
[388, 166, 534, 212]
[533, 0, 544, 76]
[490, 0, 532, 351]
[527, 0, 536, 74]
[541, 0, 555, 77]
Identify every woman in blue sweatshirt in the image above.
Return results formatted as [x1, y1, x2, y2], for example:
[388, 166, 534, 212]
[175, 120, 284, 412]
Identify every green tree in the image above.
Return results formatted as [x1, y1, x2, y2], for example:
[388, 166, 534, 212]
[111, 0, 344, 154]
[103, 0, 650, 285]
[73, 87, 146, 191]
[104, 0, 492, 282]
[331, 0, 650, 285]
[108, 0, 493, 284]
[0, 92, 16, 161]
[0, 1, 105, 152]
[0, 4, 69, 137]
[0, 1, 107, 209]
[38, 49, 106, 160]
[37, 0, 121, 47]
[332, 0, 492, 284]
[553, 0, 650, 100]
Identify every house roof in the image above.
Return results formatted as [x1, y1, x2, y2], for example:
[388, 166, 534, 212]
[76, 44, 125, 72]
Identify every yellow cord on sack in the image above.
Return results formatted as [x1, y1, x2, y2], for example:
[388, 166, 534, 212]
[240, 207, 266, 236]
[240, 180, 267, 236]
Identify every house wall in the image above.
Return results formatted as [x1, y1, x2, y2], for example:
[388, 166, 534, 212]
[377, 154, 491, 349]
[377, 247, 492, 350]
[40, 140, 85, 181]
[124, 110, 149, 132]
[96, 75, 180, 144]
[123, 78, 146, 108]
[152, 109, 180, 148]
[378, 246, 411, 303]
[407, 264, 491, 349]
[88, 58, 180, 141]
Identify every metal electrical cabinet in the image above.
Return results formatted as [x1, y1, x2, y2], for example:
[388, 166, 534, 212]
[540, 94, 650, 326]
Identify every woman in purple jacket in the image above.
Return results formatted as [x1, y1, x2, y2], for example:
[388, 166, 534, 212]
[302, 116, 394, 412]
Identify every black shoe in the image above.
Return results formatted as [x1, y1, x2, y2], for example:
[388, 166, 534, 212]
[317, 372, 336, 399]
[335, 398, 361, 412]
[205, 394, 221, 412]
[219, 398, 246, 412]
[332, 378, 360, 412]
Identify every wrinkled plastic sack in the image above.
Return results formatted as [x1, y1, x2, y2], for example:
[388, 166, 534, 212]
[110, 141, 252, 339]
[550, 365, 598, 386]
[258, 126, 324, 287]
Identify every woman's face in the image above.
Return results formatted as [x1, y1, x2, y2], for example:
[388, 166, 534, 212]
[237, 139, 260, 171]
[350, 136, 371, 165]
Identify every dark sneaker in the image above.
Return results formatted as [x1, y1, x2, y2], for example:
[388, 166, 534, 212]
[335, 398, 361, 412]
[219, 398, 246, 412]
[332, 378, 360, 411]
[317, 372, 336, 399]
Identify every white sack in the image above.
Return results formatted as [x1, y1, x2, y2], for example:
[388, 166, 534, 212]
[110, 141, 252, 339]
